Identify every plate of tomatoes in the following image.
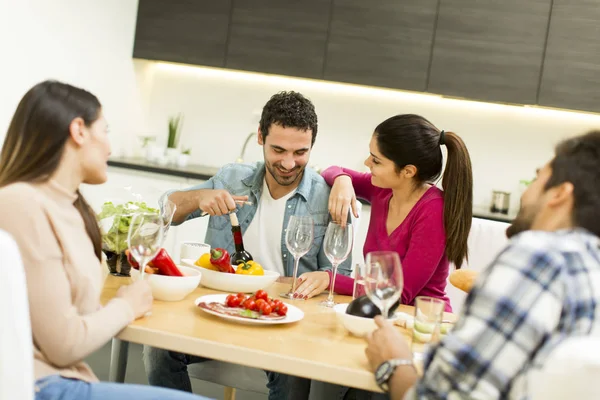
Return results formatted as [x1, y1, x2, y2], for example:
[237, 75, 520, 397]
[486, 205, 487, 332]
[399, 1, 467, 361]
[195, 290, 304, 325]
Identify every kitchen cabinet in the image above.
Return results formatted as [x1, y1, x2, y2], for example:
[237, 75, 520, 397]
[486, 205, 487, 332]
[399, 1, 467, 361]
[537, 0, 600, 113]
[133, 0, 232, 67]
[324, 0, 438, 91]
[225, 0, 332, 79]
[427, 0, 552, 104]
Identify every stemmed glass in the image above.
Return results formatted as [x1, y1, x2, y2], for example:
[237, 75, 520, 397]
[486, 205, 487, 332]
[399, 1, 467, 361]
[127, 212, 164, 280]
[160, 199, 177, 237]
[363, 251, 403, 319]
[320, 221, 353, 308]
[281, 216, 314, 299]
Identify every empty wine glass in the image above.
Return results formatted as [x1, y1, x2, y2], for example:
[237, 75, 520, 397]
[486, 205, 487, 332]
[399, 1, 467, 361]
[320, 221, 353, 308]
[160, 199, 177, 238]
[364, 251, 403, 319]
[127, 212, 164, 280]
[281, 215, 314, 299]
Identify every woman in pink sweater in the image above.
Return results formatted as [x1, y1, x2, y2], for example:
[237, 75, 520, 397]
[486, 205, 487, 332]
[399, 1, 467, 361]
[320, 114, 473, 312]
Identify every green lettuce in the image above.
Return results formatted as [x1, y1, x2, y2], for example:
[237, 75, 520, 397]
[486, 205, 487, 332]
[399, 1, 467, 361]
[97, 201, 159, 253]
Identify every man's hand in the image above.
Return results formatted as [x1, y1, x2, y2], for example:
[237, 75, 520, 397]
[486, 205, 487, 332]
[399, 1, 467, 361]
[198, 189, 248, 216]
[293, 271, 330, 299]
[365, 316, 412, 371]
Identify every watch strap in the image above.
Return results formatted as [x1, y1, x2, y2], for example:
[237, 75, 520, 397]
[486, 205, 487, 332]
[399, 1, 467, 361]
[375, 358, 414, 392]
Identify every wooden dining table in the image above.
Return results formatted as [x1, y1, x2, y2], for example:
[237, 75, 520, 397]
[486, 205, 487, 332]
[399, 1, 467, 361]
[101, 274, 456, 393]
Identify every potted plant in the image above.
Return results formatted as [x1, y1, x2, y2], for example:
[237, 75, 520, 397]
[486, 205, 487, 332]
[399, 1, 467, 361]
[177, 148, 191, 168]
[166, 113, 184, 164]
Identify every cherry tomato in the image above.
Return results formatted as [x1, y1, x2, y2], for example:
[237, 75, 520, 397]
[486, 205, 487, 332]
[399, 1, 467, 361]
[229, 295, 242, 308]
[255, 299, 266, 308]
[237, 292, 246, 299]
[276, 303, 288, 316]
[243, 298, 257, 311]
[259, 302, 272, 315]
[226, 294, 236, 307]
[255, 290, 268, 301]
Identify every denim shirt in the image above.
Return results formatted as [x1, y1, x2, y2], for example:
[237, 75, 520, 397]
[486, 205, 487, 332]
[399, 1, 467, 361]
[164, 162, 352, 277]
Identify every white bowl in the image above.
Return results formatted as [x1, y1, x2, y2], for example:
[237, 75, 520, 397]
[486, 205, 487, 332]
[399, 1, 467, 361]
[180, 242, 211, 261]
[131, 265, 201, 301]
[181, 258, 279, 293]
[334, 303, 400, 337]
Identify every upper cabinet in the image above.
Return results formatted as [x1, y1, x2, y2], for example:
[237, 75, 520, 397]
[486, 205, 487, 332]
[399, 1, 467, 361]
[427, 0, 552, 104]
[133, 0, 232, 68]
[324, 0, 438, 91]
[538, 0, 600, 113]
[132, 0, 600, 114]
[224, 0, 332, 79]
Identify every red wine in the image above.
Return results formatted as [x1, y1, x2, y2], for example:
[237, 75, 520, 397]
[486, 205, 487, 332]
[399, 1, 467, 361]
[229, 213, 253, 265]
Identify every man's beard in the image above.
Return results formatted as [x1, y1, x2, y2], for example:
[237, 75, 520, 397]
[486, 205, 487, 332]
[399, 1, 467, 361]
[506, 204, 537, 238]
[266, 162, 304, 187]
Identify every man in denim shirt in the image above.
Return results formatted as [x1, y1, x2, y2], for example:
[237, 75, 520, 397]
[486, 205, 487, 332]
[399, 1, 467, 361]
[144, 91, 351, 400]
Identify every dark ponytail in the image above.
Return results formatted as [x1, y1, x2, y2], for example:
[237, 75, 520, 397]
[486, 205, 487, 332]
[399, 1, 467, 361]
[374, 115, 473, 268]
[440, 132, 472, 268]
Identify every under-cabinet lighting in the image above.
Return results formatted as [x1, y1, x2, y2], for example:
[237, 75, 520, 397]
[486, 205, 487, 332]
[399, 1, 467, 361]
[148, 60, 600, 122]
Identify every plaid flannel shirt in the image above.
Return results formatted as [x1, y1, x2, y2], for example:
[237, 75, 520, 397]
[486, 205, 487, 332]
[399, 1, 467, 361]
[407, 229, 600, 400]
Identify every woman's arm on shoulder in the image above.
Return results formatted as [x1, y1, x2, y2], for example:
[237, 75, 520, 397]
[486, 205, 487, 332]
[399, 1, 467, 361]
[321, 166, 375, 202]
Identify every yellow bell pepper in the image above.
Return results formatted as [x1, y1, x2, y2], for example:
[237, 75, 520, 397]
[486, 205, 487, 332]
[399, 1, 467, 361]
[195, 253, 219, 271]
[235, 260, 264, 275]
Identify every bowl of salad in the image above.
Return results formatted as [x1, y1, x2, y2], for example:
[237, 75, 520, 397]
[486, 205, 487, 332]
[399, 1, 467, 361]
[97, 200, 160, 276]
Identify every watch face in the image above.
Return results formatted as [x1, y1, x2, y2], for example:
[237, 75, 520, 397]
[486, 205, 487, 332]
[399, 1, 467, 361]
[376, 361, 392, 381]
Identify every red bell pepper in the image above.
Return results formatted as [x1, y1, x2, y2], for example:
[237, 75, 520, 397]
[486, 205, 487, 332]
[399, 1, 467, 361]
[125, 248, 183, 277]
[151, 249, 184, 276]
[210, 248, 234, 273]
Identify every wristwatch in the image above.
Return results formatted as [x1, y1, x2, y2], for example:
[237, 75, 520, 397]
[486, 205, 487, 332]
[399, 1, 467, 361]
[375, 358, 414, 392]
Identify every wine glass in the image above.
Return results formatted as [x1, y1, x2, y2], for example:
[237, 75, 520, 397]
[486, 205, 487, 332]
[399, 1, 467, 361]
[127, 212, 164, 280]
[160, 199, 177, 237]
[363, 251, 403, 319]
[320, 221, 353, 308]
[281, 216, 314, 299]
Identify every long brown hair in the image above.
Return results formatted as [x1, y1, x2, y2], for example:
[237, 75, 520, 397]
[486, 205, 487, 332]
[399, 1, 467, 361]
[374, 114, 473, 268]
[0, 80, 103, 260]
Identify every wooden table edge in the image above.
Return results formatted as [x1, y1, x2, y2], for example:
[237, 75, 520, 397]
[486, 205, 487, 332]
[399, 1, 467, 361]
[116, 325, 383, 392]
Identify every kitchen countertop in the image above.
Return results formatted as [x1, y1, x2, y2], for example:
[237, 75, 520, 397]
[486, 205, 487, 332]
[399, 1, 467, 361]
[108, 156, 220, 181]
[108, 157, 515, 223]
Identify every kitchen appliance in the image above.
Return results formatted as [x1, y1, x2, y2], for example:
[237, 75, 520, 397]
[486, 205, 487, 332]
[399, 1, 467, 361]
[490, 191, 511, 214]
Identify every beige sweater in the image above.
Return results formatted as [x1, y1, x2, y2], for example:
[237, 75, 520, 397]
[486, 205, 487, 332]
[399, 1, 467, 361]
[0, 181, 134, 382]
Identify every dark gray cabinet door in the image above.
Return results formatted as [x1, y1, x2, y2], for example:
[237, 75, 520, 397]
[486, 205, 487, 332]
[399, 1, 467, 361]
[427, 0, 552, 104]
[134, 0, 232, 68]
[324, 0, 438, 91]
[225, 0, 332, 79]
[538, 0, 600, 113]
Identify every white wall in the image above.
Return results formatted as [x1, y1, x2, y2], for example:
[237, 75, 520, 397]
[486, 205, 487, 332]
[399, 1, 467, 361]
[0, 0, 144, 152]
[132, 60, 600, 212]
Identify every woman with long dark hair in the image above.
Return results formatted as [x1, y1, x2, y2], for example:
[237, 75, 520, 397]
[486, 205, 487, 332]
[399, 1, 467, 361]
[296, 114, 473, 312]
[0, 81, 209, 400]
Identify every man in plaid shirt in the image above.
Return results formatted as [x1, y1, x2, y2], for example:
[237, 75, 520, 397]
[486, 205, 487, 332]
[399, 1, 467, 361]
[365, 131, 600, 399]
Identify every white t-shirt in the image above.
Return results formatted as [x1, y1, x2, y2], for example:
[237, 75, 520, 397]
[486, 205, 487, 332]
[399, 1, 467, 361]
[243, 179, 295, 276]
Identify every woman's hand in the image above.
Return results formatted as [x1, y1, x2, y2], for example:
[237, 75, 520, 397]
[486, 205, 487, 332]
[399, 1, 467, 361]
[328, 175, 359, 226]
[293, 271, 330, 299]
[116, 280, 153, 319]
